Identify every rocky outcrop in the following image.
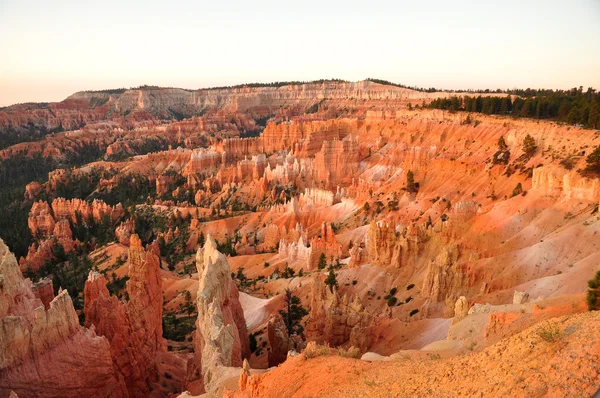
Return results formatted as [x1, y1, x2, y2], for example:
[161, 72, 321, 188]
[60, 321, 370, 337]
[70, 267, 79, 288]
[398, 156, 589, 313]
[348, 244, 363, 268]
[115, 218, 135, 246]
[32, 277, 54, 309]
[28, 201, 55, 238]
[51, 198, 123, 224]
[513, 291, 529, 305]
[84, 234, 168, 397]
[187, 235, 249, 394]
[308, 223, 342, 270]
[421, 244, 468, 303]
[267, 313, 294, 367]
[305, 275, 373, 352]
[24, 182, 43, 200]
[0, 238, 127, 398]
[238, 359, 251, 392]
[453, 296, 469, 324]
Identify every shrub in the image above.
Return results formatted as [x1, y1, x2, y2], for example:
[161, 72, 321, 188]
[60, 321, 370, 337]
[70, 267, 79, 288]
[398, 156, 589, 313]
[406, 284, 415, 290]
[338, 346, 361, 359]
[302, 343, 332, 359]
[387, 296, 398, 307]
[536, 322, 562, 343]
[409, 309, 419, 317]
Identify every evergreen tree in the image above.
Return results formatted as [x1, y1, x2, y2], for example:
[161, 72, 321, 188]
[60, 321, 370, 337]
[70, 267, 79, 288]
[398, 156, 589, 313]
[498, 136, 508, 149]
[585, 146, 600, 175]
[317, 252, 327, 270]
[279, 288, 308, 336]
[324, 268, 338, 293]
[522, 134, 537, 156]
[406, 170, 418, 193]
[587, 270, 600, 311]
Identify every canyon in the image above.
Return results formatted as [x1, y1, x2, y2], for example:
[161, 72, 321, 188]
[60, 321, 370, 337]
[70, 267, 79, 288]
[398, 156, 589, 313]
[1, 80, 599, 397]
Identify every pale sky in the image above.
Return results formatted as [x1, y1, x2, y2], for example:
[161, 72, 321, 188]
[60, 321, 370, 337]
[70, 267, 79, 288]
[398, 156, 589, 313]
[1, 0, 599, 106]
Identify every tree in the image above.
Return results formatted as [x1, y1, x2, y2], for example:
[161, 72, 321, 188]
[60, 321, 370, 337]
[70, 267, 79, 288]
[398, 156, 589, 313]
[588, 103, 600, 129]
[585, 146, 600, 175]
[511, 182, 523, 197]
[317, 252, 327, 270]
[493, 136, 510, 165]
[522, 134, 537, 157]
[587, 270, 600, 311]
[279, 289, 308, 337]
[406, 170, 418, 193]
[324, 268, 338, 293]
[498, 136, 508, 150]
[183, 290, 194, 317]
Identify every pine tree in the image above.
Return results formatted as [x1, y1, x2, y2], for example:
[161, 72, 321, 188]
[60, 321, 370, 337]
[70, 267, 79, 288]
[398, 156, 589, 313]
[324, 268, 338, 293]
[587, 270, 600, 311]
[585, 146, 600, 175]
[522, 134, 537, 156]
[279, 289, 308, 336]
[317, 252, 327, 270]
[406, 170, 418, 193]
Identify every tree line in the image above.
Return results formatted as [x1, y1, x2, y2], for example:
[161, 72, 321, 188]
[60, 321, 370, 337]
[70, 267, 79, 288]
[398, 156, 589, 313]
[427, 86, 600, 128]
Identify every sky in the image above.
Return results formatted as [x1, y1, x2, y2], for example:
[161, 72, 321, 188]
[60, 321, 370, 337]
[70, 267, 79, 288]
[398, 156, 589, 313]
[1, 0, 599, 106]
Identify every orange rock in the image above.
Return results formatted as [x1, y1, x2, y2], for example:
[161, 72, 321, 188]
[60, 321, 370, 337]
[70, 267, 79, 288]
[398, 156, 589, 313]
[0, 239, 127, 397]
[84, 234, 171, 396]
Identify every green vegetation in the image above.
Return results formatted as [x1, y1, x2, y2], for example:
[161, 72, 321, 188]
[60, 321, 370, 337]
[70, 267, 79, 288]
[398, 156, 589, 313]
[584, 146, 600, 176]
[511, 183, 523, 197]
[428, 87, 600, 128]
[202, 79, 348, 91]
[522, 134, 537, 157]
[162, 311, 196, 342]
[492, 136, 511, 165]
[317, 252, 327, 270]
[0, 123, 64, 150]
[324, 268, 338, 293]
[30, 241, 97, 312]
[0, 142, 108, 258]
[587, 270, 600, 311]
[249, 332, 258, 353]
[535, 321, 562, 343]
[279, 288, 308, 337]
[406, 170, 418, 193]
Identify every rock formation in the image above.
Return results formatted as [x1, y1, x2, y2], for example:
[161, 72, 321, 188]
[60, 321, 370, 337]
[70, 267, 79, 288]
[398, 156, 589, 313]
[0, 238, 127, 397]
[305, 274, 373, 352]
[453, 296, 469, 323]
[115, 218, 135, 246]
[308, 223, 342, 270]
[422, 244, 468, 303]
[187, 234, 249, 394]
[84, 234, 168, 396]
[513, 291, 529, 305]
[267, 313, 294, 367]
